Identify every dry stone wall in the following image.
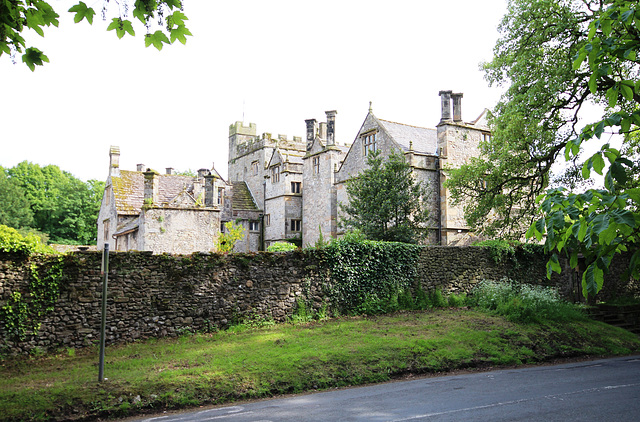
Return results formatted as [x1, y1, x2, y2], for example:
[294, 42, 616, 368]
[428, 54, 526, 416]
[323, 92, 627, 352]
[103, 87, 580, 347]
[0, 247, 635, 355]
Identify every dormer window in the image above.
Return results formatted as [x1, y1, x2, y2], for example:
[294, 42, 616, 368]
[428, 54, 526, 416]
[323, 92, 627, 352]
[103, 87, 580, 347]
[363, 132, 377, 155]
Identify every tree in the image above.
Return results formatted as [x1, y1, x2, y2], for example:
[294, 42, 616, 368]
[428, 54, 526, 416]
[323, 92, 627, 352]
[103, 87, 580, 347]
[217, 221, 245, 253]
[5, 161, 105, 244]
[1, 0, 191, 71]
[0, 166, 34, 229]
[529, 0, 640, 298]
[341, 151, 429, 244]
[448, 0, 640, 297]
[447, 0, 591, 239]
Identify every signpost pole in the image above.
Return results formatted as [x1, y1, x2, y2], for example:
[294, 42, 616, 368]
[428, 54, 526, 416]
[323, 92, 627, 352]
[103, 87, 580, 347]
[98, 243, 109, 382]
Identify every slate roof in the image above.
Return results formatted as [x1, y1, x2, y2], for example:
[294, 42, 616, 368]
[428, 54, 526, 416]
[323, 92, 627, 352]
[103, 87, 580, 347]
[378, 119, 438, 155]
[111, 170, 198, 215]
[231, 182, 259, 210]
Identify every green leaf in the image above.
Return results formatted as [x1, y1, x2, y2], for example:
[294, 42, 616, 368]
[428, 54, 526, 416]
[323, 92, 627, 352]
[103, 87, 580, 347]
[623, 49, 637, 61]
[620, 116, 631, 133]
[107, 18, 135, 39]
[564, 140, 573, 161]
[610, 161, 627, 185]
[602, 17, 612, 35]
[21, 47, 49, 71]
[599, 223, 618, 246]
[68, 2, 95, 25]
[625, 188, 640, 203]
[145, 31, 171, 51]
[122, 20, 135, 37]
[546, 253, 562, 279]
[621, 83, 634, 101]
[573, 49, 587, 70]
[591, 214, 610, 236]
[582, 263, 604, 297]
[577, 219, 588, 241]
[592, 153, 605, 175]
[621, 10, 633, 23]
[169, 24, 192, 45]
[582, 158, 593, 179]
[133, 7, 147, 24]
[610, 209, 635, 227]
[570, 251, 578, 269]
[169, 11, 189, 27]
[604, 171, 614, 191]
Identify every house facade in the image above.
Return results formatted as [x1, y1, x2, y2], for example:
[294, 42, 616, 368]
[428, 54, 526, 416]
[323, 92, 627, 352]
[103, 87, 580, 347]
[228, 90, 490, 248]
[96, 148, 261, 253]
[97, 91, 490, 253]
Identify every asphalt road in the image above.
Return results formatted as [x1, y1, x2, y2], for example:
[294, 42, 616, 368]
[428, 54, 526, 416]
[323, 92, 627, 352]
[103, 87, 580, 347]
[132, 355, 640, 422]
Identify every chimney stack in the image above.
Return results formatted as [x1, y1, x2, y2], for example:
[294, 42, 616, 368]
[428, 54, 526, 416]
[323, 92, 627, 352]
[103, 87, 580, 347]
[109, 146, 120, 177]
[166, 167, 174, 175]
[325, 110, 337, 146]
[305, 118, 317, 150]
[319, 122, 327, 141]
[136, 164, 145, 172]
[452, 93, 463, 122]
[439, 90, 453, 123]
[204, 174, 215, 207]
[143, 169, 159, 206]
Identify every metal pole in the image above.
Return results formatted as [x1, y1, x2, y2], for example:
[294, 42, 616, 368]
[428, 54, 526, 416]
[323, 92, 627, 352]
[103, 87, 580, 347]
[98, 243, 109, 382]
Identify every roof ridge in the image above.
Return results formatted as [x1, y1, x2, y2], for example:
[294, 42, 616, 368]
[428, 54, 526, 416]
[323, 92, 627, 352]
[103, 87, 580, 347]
[378, 118, 435, 131]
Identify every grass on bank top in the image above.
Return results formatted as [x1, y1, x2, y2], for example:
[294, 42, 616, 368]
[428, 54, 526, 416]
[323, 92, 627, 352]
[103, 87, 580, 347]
[1, 308, 639, 422]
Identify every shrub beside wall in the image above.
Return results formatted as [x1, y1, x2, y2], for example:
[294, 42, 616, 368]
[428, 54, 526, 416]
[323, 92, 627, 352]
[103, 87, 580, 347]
[0, 246, 635, 355]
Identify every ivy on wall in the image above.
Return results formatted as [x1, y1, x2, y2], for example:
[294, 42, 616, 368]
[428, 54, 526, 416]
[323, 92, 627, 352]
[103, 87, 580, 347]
[317, 232, 422, 314]
[0, 225, 63, 341]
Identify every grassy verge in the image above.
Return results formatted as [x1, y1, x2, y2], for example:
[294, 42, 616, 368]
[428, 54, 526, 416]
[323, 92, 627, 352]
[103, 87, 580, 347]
[1, 308, 639, 422]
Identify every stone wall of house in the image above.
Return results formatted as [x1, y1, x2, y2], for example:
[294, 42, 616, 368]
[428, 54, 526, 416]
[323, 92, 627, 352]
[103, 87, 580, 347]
[437, 121, 487, 245]
[303, 148, 343, 246]
[1, 247, 636, 355]
[139, 208, 221, 254]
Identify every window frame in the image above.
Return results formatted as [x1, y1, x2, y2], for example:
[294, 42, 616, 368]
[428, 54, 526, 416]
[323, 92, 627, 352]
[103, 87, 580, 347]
[271, 165, 281, 183]
[290, 219, 301, 232]
[291, 181, 301, 194]
[362, 131, 377, 156]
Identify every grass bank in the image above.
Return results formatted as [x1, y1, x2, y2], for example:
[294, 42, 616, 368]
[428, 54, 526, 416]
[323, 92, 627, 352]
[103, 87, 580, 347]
[1, 308, 639, 421]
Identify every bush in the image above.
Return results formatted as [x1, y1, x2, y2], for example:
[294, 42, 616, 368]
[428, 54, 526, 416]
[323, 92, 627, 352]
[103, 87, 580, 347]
[267, 242, 298, 252]
[467, 278, 586, 323]
[322, 235, 422, 315]
[0, 224, 54, 255]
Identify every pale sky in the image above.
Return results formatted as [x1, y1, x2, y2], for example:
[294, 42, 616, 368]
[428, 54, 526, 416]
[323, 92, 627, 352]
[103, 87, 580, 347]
[0, 0, 508, 182]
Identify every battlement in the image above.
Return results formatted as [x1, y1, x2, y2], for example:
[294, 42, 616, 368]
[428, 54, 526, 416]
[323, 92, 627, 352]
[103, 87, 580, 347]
[229, 121, 257, 137]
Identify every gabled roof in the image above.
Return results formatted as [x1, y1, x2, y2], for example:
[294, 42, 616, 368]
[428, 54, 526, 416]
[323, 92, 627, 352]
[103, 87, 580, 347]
[267, 147, 305, 168]
[231, 182, 259, 210]
[378, 119, 437, 155]
[111, 170, 199, 215]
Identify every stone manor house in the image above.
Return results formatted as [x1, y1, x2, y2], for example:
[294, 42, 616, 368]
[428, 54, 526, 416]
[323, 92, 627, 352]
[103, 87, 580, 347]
[97, 91, 490, 253]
